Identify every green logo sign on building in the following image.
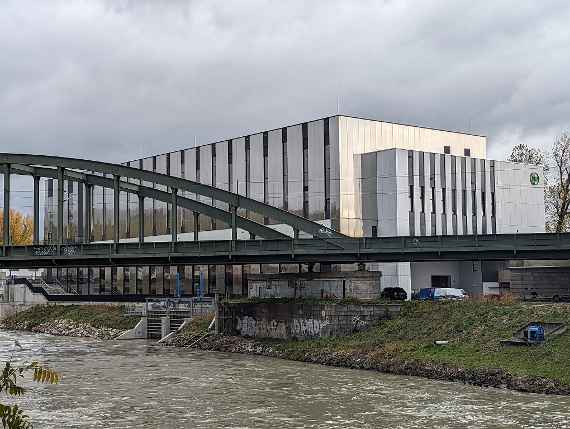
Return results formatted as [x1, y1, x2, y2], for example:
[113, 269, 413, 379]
[530, 172, 540, 185]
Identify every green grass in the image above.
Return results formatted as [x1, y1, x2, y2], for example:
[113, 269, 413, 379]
[272, 300, 570, 385]
[1, 304, 139, 331]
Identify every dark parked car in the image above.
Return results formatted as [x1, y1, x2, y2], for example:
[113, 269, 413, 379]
[381, 287, 408, 301]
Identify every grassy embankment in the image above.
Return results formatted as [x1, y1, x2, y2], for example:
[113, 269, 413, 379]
[179, 299, 570, 387]
[0, 304, 139, 331]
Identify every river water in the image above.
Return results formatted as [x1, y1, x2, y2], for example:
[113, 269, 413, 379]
[1, 330, 569, 428]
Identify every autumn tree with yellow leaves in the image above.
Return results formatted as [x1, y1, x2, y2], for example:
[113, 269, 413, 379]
[0, 210, 33, 245]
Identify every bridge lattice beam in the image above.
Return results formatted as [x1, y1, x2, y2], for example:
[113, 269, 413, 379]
[0, 154, 344, 244]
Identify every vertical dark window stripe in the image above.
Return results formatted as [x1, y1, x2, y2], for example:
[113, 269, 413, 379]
[166, 153, 171, 233]
[263, 132, 269, 224]
[180, 150, 185, 232]
[245, 136, 251, 219]
[323, 118, 330, 219]
[152, 156, 157, 235]
[228, 140, 233, 192]
[302, 123, 309, 218]
[211, 144, 216, 229]
[282, 128, 288, 211]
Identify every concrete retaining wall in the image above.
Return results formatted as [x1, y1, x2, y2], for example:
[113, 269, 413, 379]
[247, 271, 382, 301]
[217, 301, 401, 340]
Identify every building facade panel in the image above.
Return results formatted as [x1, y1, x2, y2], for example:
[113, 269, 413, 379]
[286, 124, 304, 217]
[249, 133, 264, 224]
[307, 120, 326, 221]
[199, 144, 213, 230]
[266, 129, 284, 213]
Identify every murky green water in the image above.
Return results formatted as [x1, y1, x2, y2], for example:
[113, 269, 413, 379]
[1, 330, 569, 428]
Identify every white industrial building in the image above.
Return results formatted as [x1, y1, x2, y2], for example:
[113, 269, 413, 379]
[44, 115, 546, 299]
[352, 146, 544, 296]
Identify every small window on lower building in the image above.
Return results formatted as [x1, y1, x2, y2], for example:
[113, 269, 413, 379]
[464, 148, 471, 157]
[444, 145, 451, 154]
[371, 226, 378, 237]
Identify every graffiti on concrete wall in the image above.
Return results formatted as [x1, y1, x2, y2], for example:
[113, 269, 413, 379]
[236, 316, 288, 339]
[291, 318, 327, 338]
[236, 315, 330, 339]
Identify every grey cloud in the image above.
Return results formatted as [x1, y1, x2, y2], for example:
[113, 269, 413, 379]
[0, 0, 569, 165]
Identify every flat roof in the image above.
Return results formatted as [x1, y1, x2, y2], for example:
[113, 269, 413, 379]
[127, 114, 486, 163]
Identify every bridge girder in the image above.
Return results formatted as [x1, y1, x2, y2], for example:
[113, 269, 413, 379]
[0, 234, 569, 268]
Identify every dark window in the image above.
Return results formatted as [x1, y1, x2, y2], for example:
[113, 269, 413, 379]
[227, 140, 232, 192]
[409, 185, 414, 212]
[462, 190, 467, 214]
[442, 188, 447, 213]
[263, 132, 269, 223]
[464, 148, 471, 157]
[47, 179, 53, 198]
[302, 123, 309, 218]
[420, 186, 425, 213]
[245, 136, 250, 199]
[481, 191, 486, 216]
[408, 151, 414, 184]
[324, 118, 330, 218]
[472, 190, 476, 215]
[432, 275, 451, 288]
[444, 145, 451, 154]
[282, 128, 288, 210]
[491, 192, 496, 217]
[262, 132, 268, 157]
[211, 145, 217, 229]
[452, 189, 457, 214]
[371, 225, 378, 237]
[431, 187, 436, 214]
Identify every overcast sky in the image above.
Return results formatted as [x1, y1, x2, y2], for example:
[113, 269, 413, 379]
[1, 0, 569, 167]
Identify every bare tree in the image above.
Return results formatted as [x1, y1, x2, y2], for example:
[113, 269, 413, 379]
[549, 133, 570, 232]
[508, 133, 570, 232]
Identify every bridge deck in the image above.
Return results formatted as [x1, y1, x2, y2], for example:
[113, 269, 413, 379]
[1, 234, 569, 268]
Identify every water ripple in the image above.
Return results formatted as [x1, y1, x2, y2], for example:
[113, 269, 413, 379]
[1, 330, 569, 428]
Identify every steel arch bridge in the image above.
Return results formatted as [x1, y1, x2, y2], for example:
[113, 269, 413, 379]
[1, 153, 570, 271]
[0, 153, 345, 247]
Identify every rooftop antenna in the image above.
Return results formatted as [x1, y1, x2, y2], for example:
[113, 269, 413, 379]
[194, 135, 197, 147]
[337, 96, 341, 115]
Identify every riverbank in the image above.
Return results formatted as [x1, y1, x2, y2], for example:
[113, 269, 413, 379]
[0, 304, 138, 339]
[166, 300, 570, 395]
[2, 300, 569, 395]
